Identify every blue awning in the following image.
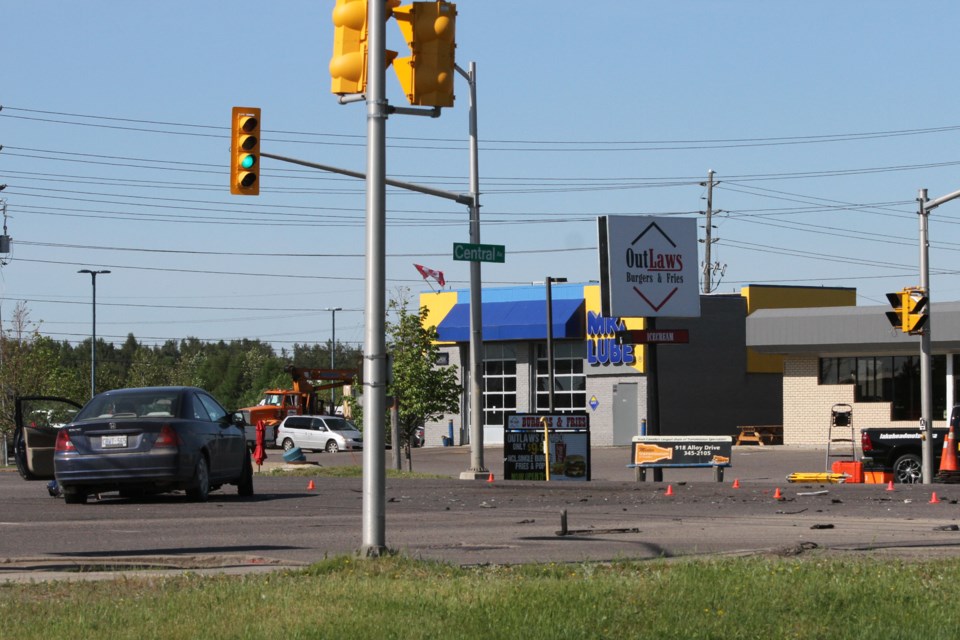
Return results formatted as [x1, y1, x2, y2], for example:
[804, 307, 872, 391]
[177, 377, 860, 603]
[436, 299, 585, 342]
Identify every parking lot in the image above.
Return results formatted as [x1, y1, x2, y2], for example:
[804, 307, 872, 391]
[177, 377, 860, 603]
[5, 443, 960, 583]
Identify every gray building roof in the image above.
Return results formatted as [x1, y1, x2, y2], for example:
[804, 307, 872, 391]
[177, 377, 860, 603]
[746, 301, 960, 355]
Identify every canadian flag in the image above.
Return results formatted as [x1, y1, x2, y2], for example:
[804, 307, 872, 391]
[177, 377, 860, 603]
[414, 263, 445, 287]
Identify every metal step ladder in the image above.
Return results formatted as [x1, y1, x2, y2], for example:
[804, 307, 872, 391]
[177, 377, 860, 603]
[825, 403, 856, 471]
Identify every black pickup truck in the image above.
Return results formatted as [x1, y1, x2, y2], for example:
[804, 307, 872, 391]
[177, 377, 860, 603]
[860, 418, 953, 483]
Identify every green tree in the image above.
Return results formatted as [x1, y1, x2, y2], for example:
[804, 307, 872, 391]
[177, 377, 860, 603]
[349, 291, 460, 470]
[0, 302, 73, 437]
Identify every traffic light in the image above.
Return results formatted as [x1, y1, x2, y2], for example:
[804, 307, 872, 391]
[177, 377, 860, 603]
[886, 288, 928, 334]
[230, 107, 261, 196]
[393, 1, 457, 107]
[902, 289, 928, 334]
[330, 0, 400, 95]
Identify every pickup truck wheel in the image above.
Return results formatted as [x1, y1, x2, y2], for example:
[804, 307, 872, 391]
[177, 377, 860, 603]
[893, 453, 922, 484]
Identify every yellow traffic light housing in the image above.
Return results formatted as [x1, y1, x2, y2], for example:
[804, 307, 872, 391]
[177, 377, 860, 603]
[886, 288, 928, 334]
[330, 0, 400, 95]
[230, 107, 261, 196]
[393, 1, 457, 107]
[902, 288, 928, 334]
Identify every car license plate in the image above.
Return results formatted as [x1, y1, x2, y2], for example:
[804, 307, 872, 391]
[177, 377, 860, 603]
[101, 434, 127, 448]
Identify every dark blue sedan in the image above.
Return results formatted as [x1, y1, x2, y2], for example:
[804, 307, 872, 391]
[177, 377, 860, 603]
[17, 387, 253, 504]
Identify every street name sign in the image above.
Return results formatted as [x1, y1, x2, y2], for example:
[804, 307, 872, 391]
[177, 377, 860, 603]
[453, 242, 505, 263]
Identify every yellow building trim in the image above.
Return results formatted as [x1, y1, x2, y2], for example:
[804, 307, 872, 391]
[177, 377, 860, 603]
[419, 291, 459, 345]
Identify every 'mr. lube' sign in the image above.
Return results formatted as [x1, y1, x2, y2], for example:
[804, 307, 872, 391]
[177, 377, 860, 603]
[586, 311, 635, 366]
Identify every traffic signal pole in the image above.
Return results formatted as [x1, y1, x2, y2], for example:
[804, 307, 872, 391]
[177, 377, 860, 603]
[917, 186, 960, 484]
[361, 0, 388, 557]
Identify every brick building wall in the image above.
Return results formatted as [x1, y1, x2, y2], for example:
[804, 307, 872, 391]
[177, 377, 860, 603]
[783, 355, 919, 446]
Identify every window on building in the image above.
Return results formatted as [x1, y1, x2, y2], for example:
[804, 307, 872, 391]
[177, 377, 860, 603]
[482, 344, 516, 429]
[535, 342, 587, 412]
[819, 355, 945, 421]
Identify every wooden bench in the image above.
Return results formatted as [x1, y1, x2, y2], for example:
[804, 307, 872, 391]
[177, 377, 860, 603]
[628, 435, 732, 483]
[735, 425, 783, 446]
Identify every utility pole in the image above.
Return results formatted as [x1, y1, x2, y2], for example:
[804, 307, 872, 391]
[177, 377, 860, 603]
[701, 169, 718, 294]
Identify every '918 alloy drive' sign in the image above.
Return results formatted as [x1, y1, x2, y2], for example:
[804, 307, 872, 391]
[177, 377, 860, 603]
[598, 215, 701, 318]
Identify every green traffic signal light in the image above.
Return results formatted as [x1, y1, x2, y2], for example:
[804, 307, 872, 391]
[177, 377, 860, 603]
[231, 107, 261, 196]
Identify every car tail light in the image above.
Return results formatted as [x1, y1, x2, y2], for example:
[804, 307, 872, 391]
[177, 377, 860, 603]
[154, 425, 181, 448]
[55, 429, 75, 452]
[860, 431, 873, 453]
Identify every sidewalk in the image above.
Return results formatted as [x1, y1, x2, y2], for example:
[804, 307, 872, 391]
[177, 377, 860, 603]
[259, 444, 829, 484]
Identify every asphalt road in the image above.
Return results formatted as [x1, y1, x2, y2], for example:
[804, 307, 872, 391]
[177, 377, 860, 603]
[3, 445, 960, 582]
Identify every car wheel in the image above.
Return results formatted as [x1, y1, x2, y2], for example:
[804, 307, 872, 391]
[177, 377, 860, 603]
[238, 452, 254, 497]
[325, 440, 340, 454]
[186, 455, 210, 502]
[282, 438, 296, 451]
[893, 453, 922, 484]
[63, 487, 87, 505]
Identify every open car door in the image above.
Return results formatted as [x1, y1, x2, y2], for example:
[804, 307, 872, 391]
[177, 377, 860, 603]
[14, 396, 84, 481]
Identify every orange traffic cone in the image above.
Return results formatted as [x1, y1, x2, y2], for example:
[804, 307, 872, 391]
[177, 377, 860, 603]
[886, 480, 895, 492]
[773, 487, 784, 500]
[939, 420, 959, 474]
[930, 492, 940, 504]
[487, 472, 494, 483]
[732, 478, 741, 489]
[307, 480, 316, 490]
[664, 484, 674, 496]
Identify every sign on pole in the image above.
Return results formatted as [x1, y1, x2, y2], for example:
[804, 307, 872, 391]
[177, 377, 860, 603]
[453, 242, 505, 263]
[598, 216, 701, 318]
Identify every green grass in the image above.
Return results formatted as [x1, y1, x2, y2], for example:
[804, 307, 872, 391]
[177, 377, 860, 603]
[1, 554, 956, 639]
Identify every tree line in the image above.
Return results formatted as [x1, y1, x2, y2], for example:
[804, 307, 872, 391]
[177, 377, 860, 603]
[0, 301, 363, 437]
[1, 292, 462, 458]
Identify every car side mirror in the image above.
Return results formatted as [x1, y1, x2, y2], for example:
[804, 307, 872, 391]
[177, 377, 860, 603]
[232, 412, 245, 426]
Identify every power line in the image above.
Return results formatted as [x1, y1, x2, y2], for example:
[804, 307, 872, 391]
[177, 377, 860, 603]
[6, 105, 960, 151]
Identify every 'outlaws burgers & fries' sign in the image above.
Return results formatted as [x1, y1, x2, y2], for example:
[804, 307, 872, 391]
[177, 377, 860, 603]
[599, 216, 701, 319]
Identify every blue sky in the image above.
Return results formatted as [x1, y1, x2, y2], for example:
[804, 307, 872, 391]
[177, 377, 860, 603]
[3, 1, 960, 349]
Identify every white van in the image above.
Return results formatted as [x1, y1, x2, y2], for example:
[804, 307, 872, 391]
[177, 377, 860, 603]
[275, 415, 363, 453]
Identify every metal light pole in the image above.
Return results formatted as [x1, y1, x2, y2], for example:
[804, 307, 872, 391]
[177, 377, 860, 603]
[455, 61, 488, 480]
[545, 277, 567, 412]
[327, 307, 342, 412]
[78, 269, 110, 399]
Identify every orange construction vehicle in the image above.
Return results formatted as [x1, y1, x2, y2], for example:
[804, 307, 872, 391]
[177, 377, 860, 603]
[239, 366, 357, 435]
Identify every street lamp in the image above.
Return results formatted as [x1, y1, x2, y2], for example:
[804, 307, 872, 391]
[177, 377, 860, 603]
[327, 307, 342, 412]
[78, 269, 110, 399]
[545, 277, 567, 413]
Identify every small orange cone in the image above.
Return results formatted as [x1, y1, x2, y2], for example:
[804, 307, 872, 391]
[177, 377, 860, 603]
[930, 492, 940, 504]
[886, 480, 895, 492]
[665, 485, 674, 496]
[487, 472, 494, 483]
[773, 487, 784, 500]
[307, 480, 316, 490]
[732, 478, 741, 489]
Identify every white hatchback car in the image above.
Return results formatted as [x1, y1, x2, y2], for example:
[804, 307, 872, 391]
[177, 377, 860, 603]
[275, 415, 363, 453]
